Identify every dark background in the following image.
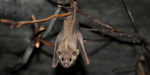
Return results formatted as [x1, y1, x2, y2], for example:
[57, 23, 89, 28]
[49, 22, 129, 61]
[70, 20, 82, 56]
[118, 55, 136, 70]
[0, 0, 150, 75]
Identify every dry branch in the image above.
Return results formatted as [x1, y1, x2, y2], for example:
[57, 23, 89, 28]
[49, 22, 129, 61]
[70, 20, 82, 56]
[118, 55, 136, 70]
[1, 12, 72, 28]
[0, 0, 141, 43]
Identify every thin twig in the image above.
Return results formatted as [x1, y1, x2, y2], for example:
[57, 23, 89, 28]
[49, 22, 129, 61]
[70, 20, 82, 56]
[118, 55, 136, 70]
[80, 27, 111, 32]
[76, 8, 113, 29]
[84, 28, 115, 42]
[58, 5, 71, 9]
[122, 0, 139, 34]
[40, 39, 55, 47]
[35, 25, 45, 48]
[31, 14, 41, 48]
[122, 0, 149, 48]
[31, 14, 38, 34]
[31, 28, 46, 43]
[76, 8, 138, 38]
[111, 66, 135, 74]
[1, 12, 72, 28]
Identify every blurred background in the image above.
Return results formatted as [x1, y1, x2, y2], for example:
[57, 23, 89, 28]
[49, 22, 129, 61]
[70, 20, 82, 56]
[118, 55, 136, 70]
[0, 0, 150, 75]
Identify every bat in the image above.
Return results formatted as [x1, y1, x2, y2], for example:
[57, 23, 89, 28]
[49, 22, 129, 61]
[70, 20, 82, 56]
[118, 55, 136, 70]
[137, 51, 150, 75]
[51, 1, 90, 68]
[111, 50, 150, 75]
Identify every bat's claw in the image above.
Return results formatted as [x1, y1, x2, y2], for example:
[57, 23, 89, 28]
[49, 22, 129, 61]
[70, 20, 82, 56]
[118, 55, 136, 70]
[87, 62, 90, 66]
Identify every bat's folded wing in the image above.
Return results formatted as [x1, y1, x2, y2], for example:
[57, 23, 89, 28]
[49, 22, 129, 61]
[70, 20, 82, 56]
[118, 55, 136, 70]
[77, 33, 90, 65]
[52, 34, 61, 68]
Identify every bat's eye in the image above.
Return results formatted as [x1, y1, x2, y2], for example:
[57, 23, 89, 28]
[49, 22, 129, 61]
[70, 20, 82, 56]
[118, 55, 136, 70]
[62, 58, 64, 61]
[69, 58, 72, 61]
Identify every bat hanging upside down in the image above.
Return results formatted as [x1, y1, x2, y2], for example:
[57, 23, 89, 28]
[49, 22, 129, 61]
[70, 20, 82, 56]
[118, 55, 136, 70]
[51, 1, 90, 68]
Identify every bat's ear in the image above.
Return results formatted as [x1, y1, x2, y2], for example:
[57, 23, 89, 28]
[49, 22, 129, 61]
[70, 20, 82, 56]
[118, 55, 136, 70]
[57, 51, 62, 56]
[72, 50, 79, 56]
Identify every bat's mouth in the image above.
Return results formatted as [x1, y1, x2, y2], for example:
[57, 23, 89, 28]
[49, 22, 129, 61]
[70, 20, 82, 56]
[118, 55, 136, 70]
[64, 63, 69, 68]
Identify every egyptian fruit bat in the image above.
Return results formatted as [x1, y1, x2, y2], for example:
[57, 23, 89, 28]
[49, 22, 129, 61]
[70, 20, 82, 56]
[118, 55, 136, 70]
[51, 1, 90, 68]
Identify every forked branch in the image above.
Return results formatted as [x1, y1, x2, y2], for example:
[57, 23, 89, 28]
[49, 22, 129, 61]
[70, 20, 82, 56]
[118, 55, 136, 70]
[1, 1, 139, 42]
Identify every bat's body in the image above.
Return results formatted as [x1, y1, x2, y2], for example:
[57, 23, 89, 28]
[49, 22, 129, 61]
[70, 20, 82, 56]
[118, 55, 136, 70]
[52, 1, 90, 68]
[55, 15, 80, 68]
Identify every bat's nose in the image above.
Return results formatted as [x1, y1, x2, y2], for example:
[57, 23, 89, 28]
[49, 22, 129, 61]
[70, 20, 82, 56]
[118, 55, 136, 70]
[64, 61, 69, 68]
[64, 63, 69, 68]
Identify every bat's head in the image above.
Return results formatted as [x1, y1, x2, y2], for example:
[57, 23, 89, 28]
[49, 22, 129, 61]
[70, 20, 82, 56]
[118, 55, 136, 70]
[56, 50, 79, 68]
